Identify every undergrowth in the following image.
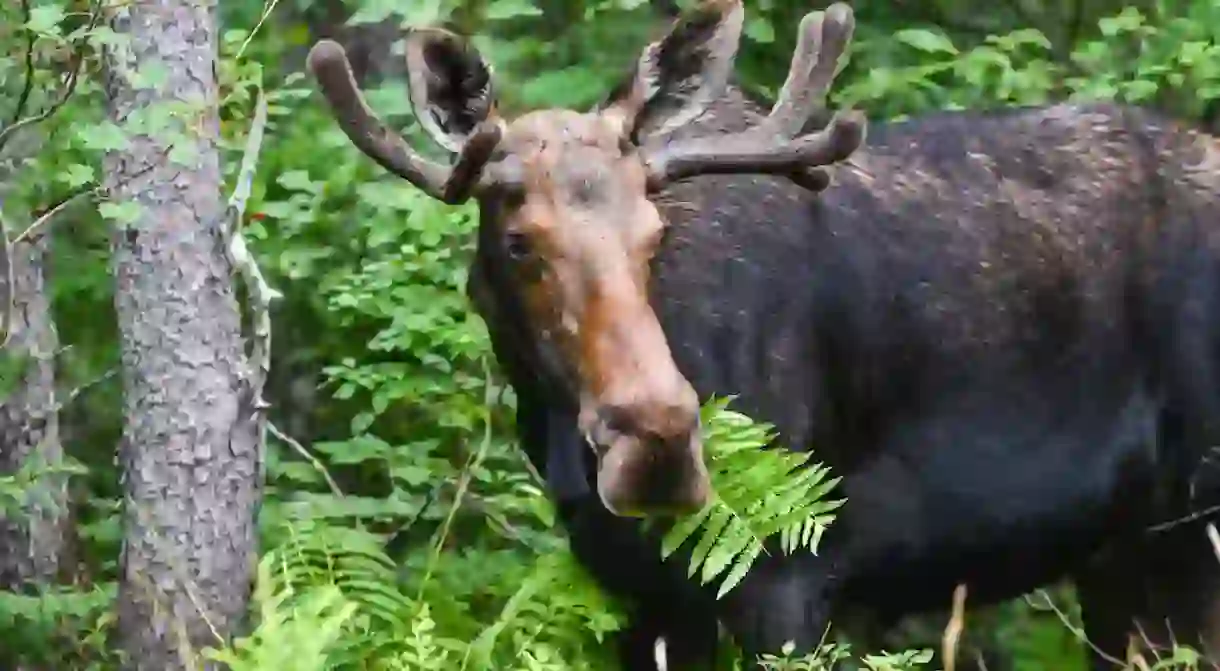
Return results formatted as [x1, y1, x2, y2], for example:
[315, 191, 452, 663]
[203, 396, 853, 670]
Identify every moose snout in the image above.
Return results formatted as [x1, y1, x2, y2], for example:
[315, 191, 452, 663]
[584, 380, 712, 518]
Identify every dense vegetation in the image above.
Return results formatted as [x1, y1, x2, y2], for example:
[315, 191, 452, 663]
[2, 0, 1219, 667]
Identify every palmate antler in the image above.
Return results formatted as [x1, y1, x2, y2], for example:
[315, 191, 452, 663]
[306, 0, 864, 203]
[639, 3, 864, 192]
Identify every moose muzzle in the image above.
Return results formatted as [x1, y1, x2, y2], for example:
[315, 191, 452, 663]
[577, 297, 712, 517]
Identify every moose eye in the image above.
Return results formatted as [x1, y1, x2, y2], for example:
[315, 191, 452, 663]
[505, 231, 532, 261]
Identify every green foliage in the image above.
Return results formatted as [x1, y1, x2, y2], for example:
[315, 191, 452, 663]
[198, 512, 624, 669]
[203, 556, 360, 670]
[662, 396, 843, 599]
[196, 398, 831, 670]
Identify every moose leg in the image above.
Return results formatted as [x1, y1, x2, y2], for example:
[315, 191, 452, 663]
[616, 608, 720, 670]
[1074, 514, 1220, 670]
[717, 552, 839, 669]
[558, 497, 721, 670]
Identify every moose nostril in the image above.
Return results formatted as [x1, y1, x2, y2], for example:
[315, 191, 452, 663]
[596, 405, 639, 441]
[597, 402, 697, 445]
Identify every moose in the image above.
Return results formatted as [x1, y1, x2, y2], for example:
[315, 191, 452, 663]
[307, 0, 1220, 668]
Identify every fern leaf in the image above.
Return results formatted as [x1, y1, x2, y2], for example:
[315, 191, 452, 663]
[663, 396, 845, 599]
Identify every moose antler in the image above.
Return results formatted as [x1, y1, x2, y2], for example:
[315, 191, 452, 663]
[306, 39, 501, 204]
[641, 3, 864, 191]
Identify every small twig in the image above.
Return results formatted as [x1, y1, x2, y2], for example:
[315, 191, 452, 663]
[60, 367, 116, 409]
[415, 357, 497, 603]
[0, 210, 13, 350]
[10, 142, 166, 250]
[466, 493, 527, 544]
[8, 367, 118, 441]
[11, 184, 95, 246]
[1026, 589, 1128, 667]
[383, 483, 444, 562]
[1207, 522, 1220, 564]
[0, 0, 102, 156]
[234, 0, 284, 64]
[7, 0, 37, 134]
[1145, 503, 1220, 533]
[942, 583, 967, 671]
[267, 422, 343, 497]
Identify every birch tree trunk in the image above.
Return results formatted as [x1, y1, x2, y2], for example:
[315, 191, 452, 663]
[100, 1, 260, 667]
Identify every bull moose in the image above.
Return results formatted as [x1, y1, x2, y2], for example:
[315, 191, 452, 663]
[306, 0, 1220, 668]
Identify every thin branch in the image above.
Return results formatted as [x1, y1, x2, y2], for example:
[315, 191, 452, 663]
[8, 147, 165, 249]
[1025, 589, 1127, 667]
[267, 422, 343, 497]
[8, 0, 37, 133]
[10, 185, 95, 246]
[0, 0, 102, 157]
[415, 358, 497, 604]
[234, 0, 285, 64]
[1144, 502, 1220, 533]
[0, 210, 13, 350]
[6, 367, 118, 439]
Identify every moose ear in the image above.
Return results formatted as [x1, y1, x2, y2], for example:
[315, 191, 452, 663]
[404, 28, 499, 154]
[600, 0, 744, 141]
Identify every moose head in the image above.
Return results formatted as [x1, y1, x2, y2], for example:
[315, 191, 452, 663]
[308, 0, 863, 518]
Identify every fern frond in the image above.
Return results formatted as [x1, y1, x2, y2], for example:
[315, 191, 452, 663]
[203, 554, 359, 670]
[662, 395, 845, 599]
[464, 546, 625, 670]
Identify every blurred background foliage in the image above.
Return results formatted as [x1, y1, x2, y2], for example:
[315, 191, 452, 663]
[2, 0, 1220, 667]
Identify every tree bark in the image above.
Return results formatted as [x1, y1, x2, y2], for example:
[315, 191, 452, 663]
[0, 229, 68, 594]
[101, 1, 260, 668]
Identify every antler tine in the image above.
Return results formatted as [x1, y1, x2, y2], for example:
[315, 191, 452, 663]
[307, 39, 499, 204]
[761, 3, 855, 140]
[640, 3, 864, 192]
[646, 110, 865, 186]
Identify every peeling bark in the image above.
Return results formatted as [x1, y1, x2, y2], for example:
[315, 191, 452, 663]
[0, 229, 68, 594]
[101, 1, 260, 668]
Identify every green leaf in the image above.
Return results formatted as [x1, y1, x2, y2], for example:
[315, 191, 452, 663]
[98, 201, 142, 225]
[1099, 7, 1145, 36]
[78, 121, 130, 152]
[26, 4, 66, 34]
[130, 61, 170, 91]
[485, 0, 543, 20]
[168, 141, 200, 167]
[278, 170, 321, 194]
[893, 28, 958, 55]
[59, 164, 95, 188]
[745, 16, 775, 44]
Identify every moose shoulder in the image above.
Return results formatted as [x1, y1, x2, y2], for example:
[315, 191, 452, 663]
[308, 0, 1220, 668]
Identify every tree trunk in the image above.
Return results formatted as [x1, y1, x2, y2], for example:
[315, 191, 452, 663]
[0, 229, 68, 593]
[101, 1, 260, 668]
